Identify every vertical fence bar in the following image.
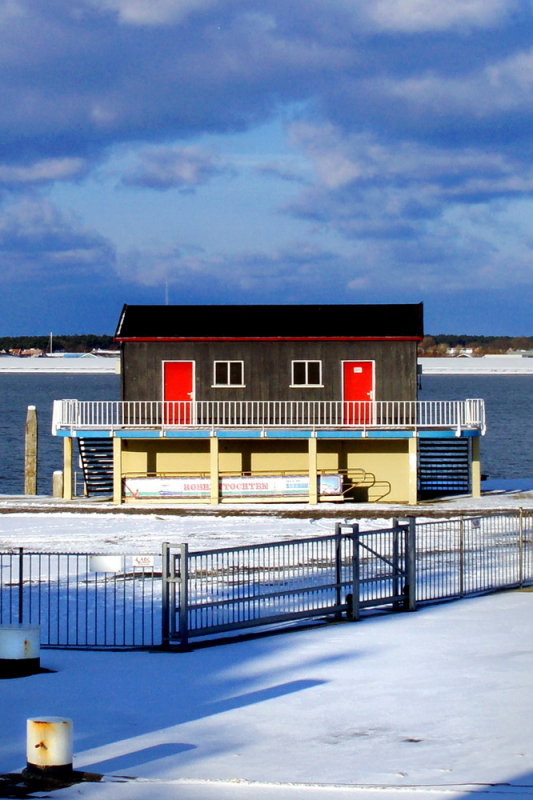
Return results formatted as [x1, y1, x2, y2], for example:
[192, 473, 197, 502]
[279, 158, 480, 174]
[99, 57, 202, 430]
[518, 509, 524, 588]
[18, 547, 24, 624]
[161, 542, 170, 647]
[405, 518, 416, 611]
[392, 518, 400, 609]
[334, 524, 342, 620]
[351, 525, 360, 621]
[459, 519, 465, 597]
[179, 544, 189, 649]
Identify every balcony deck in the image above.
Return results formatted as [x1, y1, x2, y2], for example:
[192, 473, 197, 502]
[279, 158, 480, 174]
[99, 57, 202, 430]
[52, 399, 486, 438]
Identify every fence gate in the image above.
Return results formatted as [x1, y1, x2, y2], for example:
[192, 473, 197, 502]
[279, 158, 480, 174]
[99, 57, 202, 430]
[162, 521, 417, 648]
[351, 520, 416, 620]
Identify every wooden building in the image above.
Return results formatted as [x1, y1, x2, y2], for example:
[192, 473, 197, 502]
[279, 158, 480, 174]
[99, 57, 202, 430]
[52, 303, 486, 504]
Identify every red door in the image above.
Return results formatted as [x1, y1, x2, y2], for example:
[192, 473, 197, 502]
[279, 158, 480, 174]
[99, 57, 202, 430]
[163, 361, 194, 424]
[343, 361, 374, 424]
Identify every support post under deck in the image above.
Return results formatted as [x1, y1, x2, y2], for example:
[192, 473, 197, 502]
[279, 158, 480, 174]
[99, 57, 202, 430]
[471, 436, 481, 498]
[112, 436, 122, 504]
[210, 435, 219, 504]
[408, 436, 418, 505]
[308, 435, 318, 504]
[63, 437, 73, 500]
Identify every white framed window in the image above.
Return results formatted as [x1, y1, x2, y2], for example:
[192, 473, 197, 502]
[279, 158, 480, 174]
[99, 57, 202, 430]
[291, 360, 323, 387]
[213, 360, 244, 387]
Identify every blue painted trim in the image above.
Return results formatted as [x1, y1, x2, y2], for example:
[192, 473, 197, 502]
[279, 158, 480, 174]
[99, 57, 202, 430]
[165, 430, 211, 439]
[115, 430, 160, 439]
[216, 430, 263, 439]
[419, 430, 480, 439]
[265, 430, 311, 439]
[77, 430, 113, 439]
[367, 430, 413, 439]
[56, 426, 481, 442]
[316, 430, 363, 439]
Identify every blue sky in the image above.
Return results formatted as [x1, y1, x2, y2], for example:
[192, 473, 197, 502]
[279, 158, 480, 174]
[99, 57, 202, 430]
[1, 0, 532, 336]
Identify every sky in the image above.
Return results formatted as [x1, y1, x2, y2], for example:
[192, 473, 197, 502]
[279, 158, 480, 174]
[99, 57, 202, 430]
[1, 0, 532, 336]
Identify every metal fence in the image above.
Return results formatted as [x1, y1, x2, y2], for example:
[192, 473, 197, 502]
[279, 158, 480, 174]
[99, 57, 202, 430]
[0, 551, 162, 648]
[416, 512, 533, 601]
[1, 511, 531, 649]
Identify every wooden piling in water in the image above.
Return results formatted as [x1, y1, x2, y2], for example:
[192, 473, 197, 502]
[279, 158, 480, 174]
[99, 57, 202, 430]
[24, 405, 38, 495]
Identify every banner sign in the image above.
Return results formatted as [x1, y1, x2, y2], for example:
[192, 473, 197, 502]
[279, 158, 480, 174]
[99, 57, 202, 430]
[124, 474, 343, 499]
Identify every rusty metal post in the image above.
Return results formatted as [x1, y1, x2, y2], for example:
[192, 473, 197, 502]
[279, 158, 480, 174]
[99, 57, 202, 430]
[0, 624, 40, 678]
[26, 717, 73, 777]
[24, 406, 38, 495]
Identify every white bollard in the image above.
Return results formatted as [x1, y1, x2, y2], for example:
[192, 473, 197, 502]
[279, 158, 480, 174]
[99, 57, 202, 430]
[52, 470, 64, 498]
[0, 624, 40, 678]
[26, 717, 73, 777]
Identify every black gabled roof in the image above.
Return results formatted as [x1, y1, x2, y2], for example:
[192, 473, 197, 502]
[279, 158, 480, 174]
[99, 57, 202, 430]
[115, 303, 424, 340]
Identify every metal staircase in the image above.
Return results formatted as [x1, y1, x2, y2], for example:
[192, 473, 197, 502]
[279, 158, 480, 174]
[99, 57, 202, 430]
[418, 438, 471, 498]
[78, 438, 114, 496]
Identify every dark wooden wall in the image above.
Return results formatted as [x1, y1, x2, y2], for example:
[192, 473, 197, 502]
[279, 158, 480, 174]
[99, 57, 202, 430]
[122, 340, 418, 402]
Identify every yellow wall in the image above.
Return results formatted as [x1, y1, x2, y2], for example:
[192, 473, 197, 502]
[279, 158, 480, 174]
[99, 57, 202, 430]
[344, 440, 410, 502]
[120, 436, 413, 503]
[122, 439, 210, 475]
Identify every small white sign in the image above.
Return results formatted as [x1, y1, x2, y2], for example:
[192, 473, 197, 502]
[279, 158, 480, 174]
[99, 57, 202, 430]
[132, 555, 155, 569]
[90, 555, 123, 574]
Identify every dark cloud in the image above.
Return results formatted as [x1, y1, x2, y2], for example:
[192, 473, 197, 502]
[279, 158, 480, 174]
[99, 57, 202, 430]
[3, 0, 530, 165]
[0, 0, 531, 335]
[0, 198, 116, 284]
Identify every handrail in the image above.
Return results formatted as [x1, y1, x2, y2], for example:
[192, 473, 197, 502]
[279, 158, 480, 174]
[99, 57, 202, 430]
[52, 398, 486, 434]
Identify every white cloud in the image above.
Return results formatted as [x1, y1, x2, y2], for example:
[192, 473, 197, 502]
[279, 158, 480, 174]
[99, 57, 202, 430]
[374, 46, 533, 118]
[357, 0, 516, 33]
[0, 158, 87, 186]
[290, 121, 533, 200]
[85, 0, 219, 25]
[123, 145, 226, 190]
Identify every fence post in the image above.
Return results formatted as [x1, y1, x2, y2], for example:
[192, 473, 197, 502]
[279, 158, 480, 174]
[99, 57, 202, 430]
[392, 518, 400, 610]
[518, 509, 524, 588]
[161, 542, 170, 647]
[18, 548, 24, 624]
[350, 524, 360, 621]
[334, 523, 342, 620]
[405, 518, 416, 612]
[459, 519, 465, 597]
[179, 543, 189, 649]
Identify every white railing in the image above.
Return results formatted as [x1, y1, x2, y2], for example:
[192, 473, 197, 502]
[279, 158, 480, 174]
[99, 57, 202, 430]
[52, 399, 486, 434]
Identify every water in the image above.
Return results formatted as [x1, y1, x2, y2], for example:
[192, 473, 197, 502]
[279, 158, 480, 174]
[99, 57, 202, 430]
[0, 373, 531, 495]
[419, 374, 533, 481]
[0, 373, 119, 495]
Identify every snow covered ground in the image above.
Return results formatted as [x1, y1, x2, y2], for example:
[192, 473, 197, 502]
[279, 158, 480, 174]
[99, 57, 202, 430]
[1, 499, 533, 800]
[1, 591, 532, 800]
[0, 355, 118, 373]
[1, 355, 532, 374]
[419, 356, 533, 374]
[0, 484, 532, 553]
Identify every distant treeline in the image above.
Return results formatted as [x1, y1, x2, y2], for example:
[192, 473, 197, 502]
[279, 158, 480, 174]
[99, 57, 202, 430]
[0, 334, 116, 353]
[0, 333, 531, 355]
[419, 335, 533, 356]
